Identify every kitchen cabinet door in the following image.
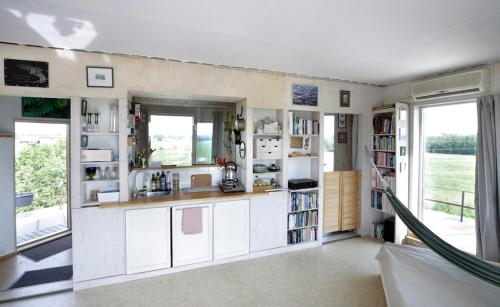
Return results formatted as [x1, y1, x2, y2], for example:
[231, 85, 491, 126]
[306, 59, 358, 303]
[213, 200, 249, 260]
[172, 203, 213, 267]
[126, 207, 171, 274]
[73, 207, 126, 282]
[250, 191, 287, 252]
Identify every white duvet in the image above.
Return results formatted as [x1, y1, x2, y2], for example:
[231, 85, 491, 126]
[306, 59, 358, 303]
[376, 243, 500, 307]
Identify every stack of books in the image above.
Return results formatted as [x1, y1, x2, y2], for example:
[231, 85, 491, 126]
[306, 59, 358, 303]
[371, 168, 396, 190]
[374, 152, 395, 168]
[370, 223, 384, 240]
[373, 115, 395, 134]
[288, 211, 318, 229]
[373, 135, 395, 151]
[288, 112, 319, 135]
[288, 227, 317, 244]
[288, 192, 318, 212]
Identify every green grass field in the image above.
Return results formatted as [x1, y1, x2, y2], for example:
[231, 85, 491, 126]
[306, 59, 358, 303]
[424, 153, 476, 218]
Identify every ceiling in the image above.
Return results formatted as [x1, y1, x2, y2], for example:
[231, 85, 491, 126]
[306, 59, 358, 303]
[2, 0, 500, 86]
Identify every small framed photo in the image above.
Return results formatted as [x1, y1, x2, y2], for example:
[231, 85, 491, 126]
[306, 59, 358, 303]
[86, 66, 113, 88]
[338, 132, 348, 144]
[81, 135, 88, 147]
[81, 100, 87, 116]
[340, 90, 350, 107]
[290, 136, 303, 149]
[338, 114, 346, 128]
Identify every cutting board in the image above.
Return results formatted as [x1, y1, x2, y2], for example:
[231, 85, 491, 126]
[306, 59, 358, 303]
[191, 174, 212, 187]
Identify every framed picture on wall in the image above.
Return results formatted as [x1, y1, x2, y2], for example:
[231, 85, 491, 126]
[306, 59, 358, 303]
[338, 132, 348, 144]
[338, 114, 346, 128]
[4, 59, 49, 87]
[86, 66, 114, 88]
[292, 84, 318, 106]
[340, 90, 350, 107]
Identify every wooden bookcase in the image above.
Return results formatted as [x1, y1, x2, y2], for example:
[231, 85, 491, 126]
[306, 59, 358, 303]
[369, 103, 409, 243]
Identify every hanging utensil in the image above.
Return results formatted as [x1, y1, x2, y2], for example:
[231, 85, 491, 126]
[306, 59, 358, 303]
[234, 106, 245, 131]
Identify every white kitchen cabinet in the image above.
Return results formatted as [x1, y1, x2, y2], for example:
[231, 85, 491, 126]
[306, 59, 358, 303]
[126, 207, 171, 274]
[213, 200, 249, 260]
[250, 191, 287, 252]
[72, 207, 126, 282]
[172, 203, 212, 267]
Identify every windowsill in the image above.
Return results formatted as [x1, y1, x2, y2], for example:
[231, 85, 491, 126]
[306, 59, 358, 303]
[132, 164, 221, 171]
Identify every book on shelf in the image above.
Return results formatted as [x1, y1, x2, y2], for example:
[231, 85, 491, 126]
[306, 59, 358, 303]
[370, 223, 385, 240]
[373, 114, 395, 134]
[373, 135, 395, 151]
[288, 227, 317, 244]
[288, 112, 319, 135]
[370, 190, 395, 215]
[288, 211, 318, 229]
[371, 168, 396, 190]
[374, 152, 395, 168]
[288, 192, 318, 212]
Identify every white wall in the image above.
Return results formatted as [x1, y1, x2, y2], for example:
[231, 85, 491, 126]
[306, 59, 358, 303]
[0, 44, 382, 237]
[0, 96, 21, 256]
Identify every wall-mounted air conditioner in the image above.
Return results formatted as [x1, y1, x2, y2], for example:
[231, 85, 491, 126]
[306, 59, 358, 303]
[411, 69, 487, 101]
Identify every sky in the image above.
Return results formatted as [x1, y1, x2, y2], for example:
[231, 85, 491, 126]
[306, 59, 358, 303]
[423, 102, 477, 136]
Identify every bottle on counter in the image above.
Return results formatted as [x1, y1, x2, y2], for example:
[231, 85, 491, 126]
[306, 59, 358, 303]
[151, 173, 157, 191]
[156, 172, 161, 191]
[166, 171, 172, 193]
[160, 171, 167, 191]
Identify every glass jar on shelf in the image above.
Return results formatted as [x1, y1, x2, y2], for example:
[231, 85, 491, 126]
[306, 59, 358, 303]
[110, 105, 119, 133]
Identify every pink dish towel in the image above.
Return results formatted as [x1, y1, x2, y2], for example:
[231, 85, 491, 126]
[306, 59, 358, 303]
[182, 207, 203, 235]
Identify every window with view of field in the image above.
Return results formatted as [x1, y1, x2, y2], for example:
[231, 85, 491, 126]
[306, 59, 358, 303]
[196, 122, 213, 164]
[149, 115, 194, 166]
[421, 102, 477, 254]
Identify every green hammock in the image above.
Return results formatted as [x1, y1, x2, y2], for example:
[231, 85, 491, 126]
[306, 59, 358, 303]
[369, 156, 500, 287]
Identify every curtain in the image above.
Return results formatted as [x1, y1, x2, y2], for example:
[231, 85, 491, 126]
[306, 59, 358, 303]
[475, 95, 500, 261]
[212, 111, 224, 160]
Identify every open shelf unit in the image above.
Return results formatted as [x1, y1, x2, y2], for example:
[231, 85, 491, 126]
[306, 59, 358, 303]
[369, 103, 409, 243]
[71, 97, 128, 208]
[251, 108, 285, 190]
[286, 110, 322, 245]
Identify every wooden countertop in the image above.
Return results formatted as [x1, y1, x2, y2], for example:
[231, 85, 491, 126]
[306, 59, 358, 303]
[99, 189, 270, 209]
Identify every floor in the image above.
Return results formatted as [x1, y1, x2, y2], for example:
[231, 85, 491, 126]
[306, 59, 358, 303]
[0, 248, 73, 302]
[1, 237, 386, 307]
[424, 209, 476, 254]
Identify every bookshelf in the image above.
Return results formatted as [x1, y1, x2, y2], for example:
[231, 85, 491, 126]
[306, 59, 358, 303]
[369, 103, 409, 243]
[286, 110, 322, 245]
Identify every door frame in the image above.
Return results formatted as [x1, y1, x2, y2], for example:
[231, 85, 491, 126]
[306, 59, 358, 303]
[414, 99, 476, 224]
[14, 118, 72, 250]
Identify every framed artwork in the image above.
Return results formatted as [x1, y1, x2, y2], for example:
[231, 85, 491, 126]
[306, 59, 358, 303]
[292, 84, 318, 106]
[338, 114, 346, 128]
[86, 66, 114, 88]
[4, 59, 49, 87]
[81, 100, 87, 116]
[338, 132, 348, 144]
[290, 136, 303, 149]
[340, 90, 350, 107]
[81, 135, 88, 147]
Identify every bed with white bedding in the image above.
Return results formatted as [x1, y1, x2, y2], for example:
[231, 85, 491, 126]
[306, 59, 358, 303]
[376, 243, 500, 307]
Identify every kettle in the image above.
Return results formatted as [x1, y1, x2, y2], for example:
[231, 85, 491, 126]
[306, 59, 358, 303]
[223, 161, 238, 182]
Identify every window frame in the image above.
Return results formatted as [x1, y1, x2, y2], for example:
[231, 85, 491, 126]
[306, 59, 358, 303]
[148, 114, 216, 166]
